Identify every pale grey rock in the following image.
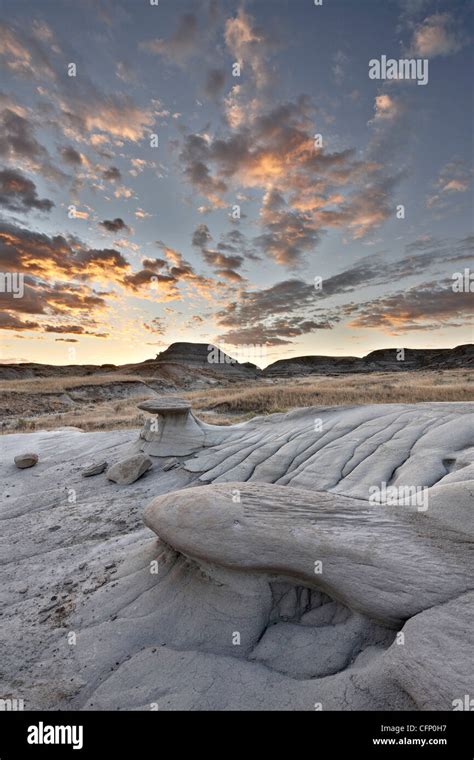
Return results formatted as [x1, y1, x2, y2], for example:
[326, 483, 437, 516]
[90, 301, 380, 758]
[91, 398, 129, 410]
[136, 397, 206, 456]
[14, 453, 38, 469]
[144, 481, 472, 626]
[106, 454, 152, 485]
[249, 612, 392, 678]
[162, 457, 180, 471]
[0, 402, 472, 711]
[81, 461, 108, 477]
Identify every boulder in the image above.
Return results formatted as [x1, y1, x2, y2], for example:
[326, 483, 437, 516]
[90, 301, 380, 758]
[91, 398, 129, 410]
[14, 453, 38, 469]
[106, 454, 152, 485]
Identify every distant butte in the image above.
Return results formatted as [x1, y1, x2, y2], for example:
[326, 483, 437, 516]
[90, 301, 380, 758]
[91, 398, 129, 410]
[0, 342, 472, 381]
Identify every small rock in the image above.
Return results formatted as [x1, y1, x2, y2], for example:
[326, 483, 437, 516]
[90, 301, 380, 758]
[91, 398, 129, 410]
[81, 461, 108, 477]
[162, 457, 180, 471]
[104, 561, 115, 570]
[106, 454, 153, 485]
[14, 453, 38, 469]
[17, 585, 28, 594]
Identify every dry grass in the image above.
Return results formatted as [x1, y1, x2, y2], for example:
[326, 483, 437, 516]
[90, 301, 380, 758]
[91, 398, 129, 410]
[4, 396, 151, 434]
[0, 373, 144, 394]
[188, 369, 474, 416]
[1, 369, 472, 434]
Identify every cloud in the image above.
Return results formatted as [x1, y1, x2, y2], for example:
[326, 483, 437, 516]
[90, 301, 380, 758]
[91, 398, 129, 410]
[44, 323, 108, 336]
[411, 13, 465, 58]
[135, 207, 152, 219]
[313, 175, 401, 240]
[255, 189, 323, 266]
[370, 94, 402, 122]
[122, 269, 178, 295]
[141, 257, 167, 271]
[217, 320, 332, 347]
[0, 219, 130, 287]
[144, 317, 166, 334]
[99, 217, 130, 234]
[0, 109, 43, 158]
[215, 279, 335, 345]
[179, 94, 398, 263]
[204, 68, 226, 100]
[0, 21, 157, 147]
[0, 168, 54, 212]
[0, 273, 110, 341]
[214, 278, 326, 346]
[102, 165, 121, 181]
[119, 240, 217, 300]
[116, 61, 136, 83]
[0, 311, 39, 331]
[224, 8, 278, 90]
[346, 283, 473, 333]
[57, 91, 156, 143]
[427, 160, 472, 208]
[140, 13, 199, 64]
[192, 222, 245, 281]
[59, 145, 83, 166]
[0, 108, 66, 182]
[0, 219, 210, 334]
[192, 223, 213, 249]
[333, 50, 349, 86]
[213, 234, 474, 345]
[0, 22, 57, 80]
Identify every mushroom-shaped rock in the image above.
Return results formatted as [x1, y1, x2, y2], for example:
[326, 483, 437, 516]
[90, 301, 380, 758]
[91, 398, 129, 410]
[136, 396, 206, 457]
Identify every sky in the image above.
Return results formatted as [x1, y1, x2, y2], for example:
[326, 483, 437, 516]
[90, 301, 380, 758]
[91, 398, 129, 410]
[0, 0, 472, 368]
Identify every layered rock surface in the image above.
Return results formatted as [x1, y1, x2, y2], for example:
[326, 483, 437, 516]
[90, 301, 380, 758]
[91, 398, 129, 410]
[0, 402, 472, 710]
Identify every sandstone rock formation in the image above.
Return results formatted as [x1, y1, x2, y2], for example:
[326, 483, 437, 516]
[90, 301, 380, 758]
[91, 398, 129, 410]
[154, 342, 259, 376]
[263, 343, 474, 377]
[0, 402, 472, 711]
[135, 395, 236, 457]
[1, 343, 471, 381]
[136, 397, 206, 456]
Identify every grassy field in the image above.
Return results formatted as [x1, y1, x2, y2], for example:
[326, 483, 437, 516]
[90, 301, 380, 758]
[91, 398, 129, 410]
[1, 368, 472, 434]
[0, 373, 139, 394]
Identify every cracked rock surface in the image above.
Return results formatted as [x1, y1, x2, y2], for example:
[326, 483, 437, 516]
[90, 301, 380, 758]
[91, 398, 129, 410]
[0, 403, 472, 711]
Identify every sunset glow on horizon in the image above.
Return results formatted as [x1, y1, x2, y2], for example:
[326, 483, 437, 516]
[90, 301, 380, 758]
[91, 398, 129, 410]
[0, 0, 472, 369]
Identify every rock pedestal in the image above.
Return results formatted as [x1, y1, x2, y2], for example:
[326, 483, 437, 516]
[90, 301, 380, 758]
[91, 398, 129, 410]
[137, 397, 206, 457]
